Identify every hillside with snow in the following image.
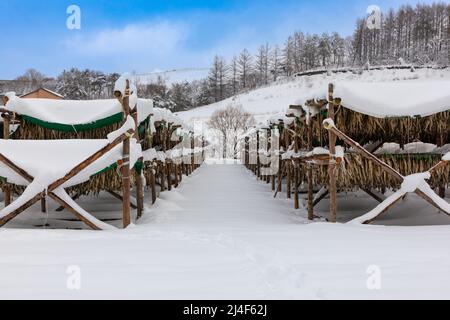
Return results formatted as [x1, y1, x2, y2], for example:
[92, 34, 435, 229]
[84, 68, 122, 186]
[135, 68, 209, 87]
[178, 67, 450, 126]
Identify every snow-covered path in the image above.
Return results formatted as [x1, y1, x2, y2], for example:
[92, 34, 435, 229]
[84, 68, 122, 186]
[1, 162, 450, 299]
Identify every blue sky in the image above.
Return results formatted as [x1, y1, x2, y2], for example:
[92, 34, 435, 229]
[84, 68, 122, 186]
[0, 0, 442, 79]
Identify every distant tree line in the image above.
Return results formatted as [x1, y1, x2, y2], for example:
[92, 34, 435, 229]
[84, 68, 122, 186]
[2, 2, 448, 112]
[202, 2, 449, 107]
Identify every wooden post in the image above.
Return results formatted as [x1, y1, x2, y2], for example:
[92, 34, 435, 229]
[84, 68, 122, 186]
[294, 164, 299, 209]
[131, 110, 144, 219]
[277, 157, 283, 192]
[307, 121, 314, 220]
[150, 166, 157, 204]
[166, 162, 172, 191]
[202, 138, 206, 163]
[173, 163, 179, 188]
[294, 126, 299, 210]
[437, 136, 446, 198]
[256, 131, 261, 179]
[327, 83, 337, 223]
[160, 163, 166, 191]
[2, 113, 11, 207]
[178, 163, 183, 182]
[40, 197, 47, 213]
[115, 80, 131, 228]
[286, 162, 291, 199]
[191, 132, 195, 173]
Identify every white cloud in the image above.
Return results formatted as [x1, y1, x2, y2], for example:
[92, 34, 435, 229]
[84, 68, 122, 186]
[66, 20, 188, 56]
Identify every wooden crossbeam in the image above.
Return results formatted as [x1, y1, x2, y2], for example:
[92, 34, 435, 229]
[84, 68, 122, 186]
[362, 188, 386, 203]
[48, 192, 101, 230]
[323, 119, 450, 224]
[313, 189, 329, 207]
[0, 192, 45, 227]
[107, 190, 138, 209]
[48, 129, 134, 192]
[0, 129, 135, 229]
[55, 193, 81, 212]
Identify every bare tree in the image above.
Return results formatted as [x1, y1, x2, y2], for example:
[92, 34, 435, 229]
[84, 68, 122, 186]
[208, 105, 255, 158]
[208, 55, 228, 102]
[238, 49, 253, 89]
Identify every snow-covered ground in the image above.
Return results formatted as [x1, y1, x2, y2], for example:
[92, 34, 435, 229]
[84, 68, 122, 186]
[1, 160, 450, 299]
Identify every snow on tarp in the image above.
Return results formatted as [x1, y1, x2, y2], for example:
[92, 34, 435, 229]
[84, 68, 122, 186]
[150, 108, 184, 134]
[375, 142, 450, 155]
[4, 92, 153, 126]
[107, 115, 135, 142]
[0, 121, 142, 188]
[333, 81, 450, 118]
[443, 152, 450, 161]
[136, 99, 154, 123]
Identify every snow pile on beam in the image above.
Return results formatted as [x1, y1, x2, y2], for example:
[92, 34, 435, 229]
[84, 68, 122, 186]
[333, 80, 450, 118]
[107, 115, 135, 142]
[400, 172, 431, 193]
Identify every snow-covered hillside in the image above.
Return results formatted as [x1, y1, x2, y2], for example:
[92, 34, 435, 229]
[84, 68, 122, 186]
[178, 67, 450, 127]
[135, 68, 209, 87]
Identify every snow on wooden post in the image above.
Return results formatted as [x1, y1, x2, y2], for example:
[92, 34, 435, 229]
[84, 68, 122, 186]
[328, 83, 337, 223]
[114, 78, 132, 228]
[2, 110, 11, 207]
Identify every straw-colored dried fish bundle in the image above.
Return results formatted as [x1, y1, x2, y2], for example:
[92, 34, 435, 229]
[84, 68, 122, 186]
[306, 153, 449, 191]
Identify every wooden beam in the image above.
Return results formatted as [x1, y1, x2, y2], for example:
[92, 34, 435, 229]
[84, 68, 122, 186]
[0, 192, 44, 227]
[323, 120, 403, 182]
[327, 83, 337, 223]
[107, 190, 138, 209]
[307, 122, 314, 220]
[2, 114, 11, 207]
[362, 188, 386, 203]
[55, 193, 81, 212]
[48, 192, 101, 230]
[313, 189, 329, 207]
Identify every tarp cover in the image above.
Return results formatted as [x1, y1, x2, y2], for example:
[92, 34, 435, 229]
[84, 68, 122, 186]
[333, 81, 450, 118]
[0, 139, 142, 188]
[4, 93, 153, 132]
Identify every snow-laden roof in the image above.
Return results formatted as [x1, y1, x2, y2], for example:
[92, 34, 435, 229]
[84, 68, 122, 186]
[333, 81, 450, 118]
[4, 92, 153, 125]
